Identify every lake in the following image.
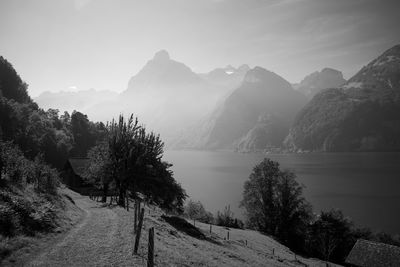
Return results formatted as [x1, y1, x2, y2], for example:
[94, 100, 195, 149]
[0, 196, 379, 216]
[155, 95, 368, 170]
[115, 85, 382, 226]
[164, 150, 400, 234]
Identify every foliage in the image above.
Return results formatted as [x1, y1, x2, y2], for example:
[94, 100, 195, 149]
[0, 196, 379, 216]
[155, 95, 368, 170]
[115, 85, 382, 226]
[84, 142, 114, 201]
[0, 141, 60, 239]
[306, 209, 353, 262]
[184, 199, 214, 224]
[0, 56, 31, 104]
[139, 161, 186, 212]
[0, 55, 105, 169]
[242, 158, 400, 264]
[0, 188, 59, 237]
[83, 114, 186, 212]
[0, 141, 59, 194]
[216, 205, 244, 229]
[241, 158, 311, 251]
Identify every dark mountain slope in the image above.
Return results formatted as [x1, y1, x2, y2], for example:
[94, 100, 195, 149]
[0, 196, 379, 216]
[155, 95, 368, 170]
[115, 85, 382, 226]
[286, 45, 400, 151]
[178, 67, 307, 150]
[295, 68, 346, 98]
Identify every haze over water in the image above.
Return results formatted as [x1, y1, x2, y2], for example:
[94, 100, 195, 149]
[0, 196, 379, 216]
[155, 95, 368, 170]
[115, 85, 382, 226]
[165, 150, 400, 234]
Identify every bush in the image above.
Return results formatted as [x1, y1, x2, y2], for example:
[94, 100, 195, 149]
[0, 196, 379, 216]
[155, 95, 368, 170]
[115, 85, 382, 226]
[216, 205, 244, 229]
[0, 189, 57, 237]
[0, 142, 59, 195]
[184, 199, 214, 224]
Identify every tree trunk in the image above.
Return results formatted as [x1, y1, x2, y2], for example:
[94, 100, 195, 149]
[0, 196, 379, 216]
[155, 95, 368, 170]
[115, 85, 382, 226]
[118, 181, 126, 207]
[102, 182, 109, 202]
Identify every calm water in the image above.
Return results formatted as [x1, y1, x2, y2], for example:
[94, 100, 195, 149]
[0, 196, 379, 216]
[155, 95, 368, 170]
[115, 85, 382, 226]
[164, 150, 400, 234]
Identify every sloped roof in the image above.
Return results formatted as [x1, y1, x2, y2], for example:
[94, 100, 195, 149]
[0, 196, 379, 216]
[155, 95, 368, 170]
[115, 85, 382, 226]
[346, 239, 400, 267]
[67, 158, 89, 177]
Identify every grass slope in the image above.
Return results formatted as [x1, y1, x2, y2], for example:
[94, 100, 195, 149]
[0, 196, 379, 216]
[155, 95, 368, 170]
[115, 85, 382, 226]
[3, 188, 339, 266]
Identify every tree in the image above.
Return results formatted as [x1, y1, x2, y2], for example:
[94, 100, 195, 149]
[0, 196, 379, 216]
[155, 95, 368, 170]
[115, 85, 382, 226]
[0, 56, 31, 103]
[215, 205, 243, 228]
[82, 114, 187, 211]
[185, 200, 203, 223]
[70, 111, 96, 157]
[184, 199, 213, 224]
[241, 158, 311, 250]
[307, 209, 353, 263]
[84, 142, 113, 202]
[107, 114, 140, 206]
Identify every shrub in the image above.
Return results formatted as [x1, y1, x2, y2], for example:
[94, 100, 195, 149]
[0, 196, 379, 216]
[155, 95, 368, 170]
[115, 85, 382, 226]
[216, 205, 244, 229]
[184, 199, 214, 224]
[0, 142, 59, 195]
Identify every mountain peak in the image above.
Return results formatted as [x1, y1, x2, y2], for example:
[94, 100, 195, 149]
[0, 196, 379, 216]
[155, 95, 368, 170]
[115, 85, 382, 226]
[243, 67, 271, 83]
[238, 64, 250, 72]
[153, 50, 170, 61]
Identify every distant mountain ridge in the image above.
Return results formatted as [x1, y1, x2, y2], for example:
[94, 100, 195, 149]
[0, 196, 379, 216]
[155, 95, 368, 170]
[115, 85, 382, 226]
[173, 67, 307, 151]
[125, 50, 203, 94]
[33, 46, 400, 152]
[35, 89, 118, 114]
[286, 44, 400, 151]
[34, 51, 248, 142]
[199, 64, 250, 91]
[294, 68, 346, 98]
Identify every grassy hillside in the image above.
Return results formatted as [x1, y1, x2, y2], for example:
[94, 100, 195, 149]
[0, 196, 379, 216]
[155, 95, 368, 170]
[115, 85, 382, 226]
[2, 188, 339, 266]
[0, 186, 83, 265]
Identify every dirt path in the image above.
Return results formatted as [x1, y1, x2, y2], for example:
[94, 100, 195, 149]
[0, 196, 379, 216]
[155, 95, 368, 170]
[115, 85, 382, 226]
[27, 193, 140, 267]
[23, 191, 337, 267]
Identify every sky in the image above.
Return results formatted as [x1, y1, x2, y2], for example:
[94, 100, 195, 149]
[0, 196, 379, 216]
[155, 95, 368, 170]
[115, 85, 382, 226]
[1, 0, 400, 97]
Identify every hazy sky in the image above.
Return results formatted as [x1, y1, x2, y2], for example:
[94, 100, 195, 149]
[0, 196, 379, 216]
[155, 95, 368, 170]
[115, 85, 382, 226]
[1, 0, 399, 96]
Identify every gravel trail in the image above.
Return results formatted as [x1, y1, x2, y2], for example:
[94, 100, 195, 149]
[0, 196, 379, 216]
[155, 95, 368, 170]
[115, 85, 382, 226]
[28, 193, 140, 267]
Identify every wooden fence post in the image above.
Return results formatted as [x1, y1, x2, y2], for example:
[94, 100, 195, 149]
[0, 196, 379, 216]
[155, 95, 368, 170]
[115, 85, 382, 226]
[209, 224, 212, 233]
[147, 227, 154, 267]
[134, 201, 138, 233]
[126, 195, 129, 211]
[227, 231, 230, 240]
[134, 208, 145, 254]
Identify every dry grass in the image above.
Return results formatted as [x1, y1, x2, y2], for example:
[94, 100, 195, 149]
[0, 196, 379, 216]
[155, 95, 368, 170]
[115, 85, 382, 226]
[2, 189, 340, 266]
[0, 187, 84, 266]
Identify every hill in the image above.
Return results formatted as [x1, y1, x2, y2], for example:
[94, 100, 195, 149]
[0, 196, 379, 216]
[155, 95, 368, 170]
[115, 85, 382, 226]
[2, 188, 337, 266]
[286, 44, 400, 151]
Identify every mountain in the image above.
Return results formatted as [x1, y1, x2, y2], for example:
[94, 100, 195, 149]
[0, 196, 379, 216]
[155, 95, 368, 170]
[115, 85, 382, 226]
[118, 50, 237, 141]
[286, 44, 400, 152]
[35, 50, 241, 141]
[35, 89, 118, 114]
[174, 67, 307, 151]
[199, 64, 250, 91]
[294, 68, 346, 98]
[125, 50, 203, 93]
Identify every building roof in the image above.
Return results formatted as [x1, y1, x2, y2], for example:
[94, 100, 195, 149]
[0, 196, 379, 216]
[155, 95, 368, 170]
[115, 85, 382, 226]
[67, 158, 89, 177]
[346, 239, 400, 267]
